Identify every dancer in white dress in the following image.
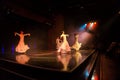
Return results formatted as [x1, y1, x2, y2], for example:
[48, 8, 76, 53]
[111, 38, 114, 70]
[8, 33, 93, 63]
[56, 37, 62, 50]
[71, 33, 82, 51]
[15, 31, 30, 53]
[57, 31, 71, 53]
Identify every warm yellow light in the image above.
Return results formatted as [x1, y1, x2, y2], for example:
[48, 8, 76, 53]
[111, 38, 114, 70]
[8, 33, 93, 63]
[94, 22, 97, 24]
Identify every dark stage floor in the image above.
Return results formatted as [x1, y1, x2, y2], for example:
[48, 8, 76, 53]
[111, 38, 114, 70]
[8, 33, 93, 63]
[0, 50, 94, 72]
[0, 49, 97, 80]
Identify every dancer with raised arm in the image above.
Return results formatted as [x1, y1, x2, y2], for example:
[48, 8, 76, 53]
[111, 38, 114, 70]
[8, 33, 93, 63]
[57, 31, 71, 53]
[71, 33, 82, 51]
[14, 31, 30, 53]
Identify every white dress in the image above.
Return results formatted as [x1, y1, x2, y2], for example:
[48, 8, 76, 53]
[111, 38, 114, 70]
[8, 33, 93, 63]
[72, 34, 82, 51]
[15, 33, 30, 53]
[56, 37, 62, 50]
[57, 32, 71, 53]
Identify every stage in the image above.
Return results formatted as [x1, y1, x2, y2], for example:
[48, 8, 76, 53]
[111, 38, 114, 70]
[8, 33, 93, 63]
[0, 49, 98, 80]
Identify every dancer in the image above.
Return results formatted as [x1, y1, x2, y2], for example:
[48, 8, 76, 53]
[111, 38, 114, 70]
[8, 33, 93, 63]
[71, 33, 82, 51]
[56, 36, 62, 50]
[57, 31, 71, 53]
[14, 31, 30, 53]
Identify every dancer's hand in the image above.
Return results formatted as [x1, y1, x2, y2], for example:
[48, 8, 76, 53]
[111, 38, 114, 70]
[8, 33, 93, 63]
[28, 33, 30, 36]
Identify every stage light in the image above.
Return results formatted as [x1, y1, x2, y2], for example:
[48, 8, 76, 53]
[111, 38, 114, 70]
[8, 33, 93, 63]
[86, 22, 97, 31]
[83, 70, 89, 79]
[86, 22, 91, 30]
[79, 23, 87, 31]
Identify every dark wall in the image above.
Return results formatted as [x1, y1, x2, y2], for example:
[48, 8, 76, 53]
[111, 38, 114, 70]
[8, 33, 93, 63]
[0, 11, 50, 54]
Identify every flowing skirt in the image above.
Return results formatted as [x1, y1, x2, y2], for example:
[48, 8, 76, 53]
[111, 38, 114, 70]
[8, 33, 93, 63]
[15, 42, 30, 53]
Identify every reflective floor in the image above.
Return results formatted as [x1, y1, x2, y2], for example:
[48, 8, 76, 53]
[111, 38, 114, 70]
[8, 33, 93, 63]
[0, 49, 98, 80]
[1, 48, 120, 80]
[0, 50, 94, 72]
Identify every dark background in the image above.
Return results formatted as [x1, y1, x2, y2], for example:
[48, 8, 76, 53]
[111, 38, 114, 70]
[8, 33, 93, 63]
[0, 0, 120, 53]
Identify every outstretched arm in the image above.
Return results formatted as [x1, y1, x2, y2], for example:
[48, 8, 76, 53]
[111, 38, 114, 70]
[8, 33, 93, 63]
[24, 33, 30, 36]
[65, 34, 69, 37]
[14, 32, 20, 36]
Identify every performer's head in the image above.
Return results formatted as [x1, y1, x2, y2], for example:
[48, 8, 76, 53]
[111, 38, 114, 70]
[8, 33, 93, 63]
[20, 31, 24, 34]
[62, 31, 64, 34]
[74, 33, 79, 38]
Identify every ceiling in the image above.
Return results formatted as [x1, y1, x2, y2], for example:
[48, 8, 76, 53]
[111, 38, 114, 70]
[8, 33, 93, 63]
[0, 0, 120, 40]
[1, 0, 120, 19]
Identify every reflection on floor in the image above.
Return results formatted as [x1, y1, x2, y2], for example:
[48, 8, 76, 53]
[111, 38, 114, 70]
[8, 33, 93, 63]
[0, 49, 97, 80]
[16, 54, 30, 64]
[17, 50, 94, 71]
